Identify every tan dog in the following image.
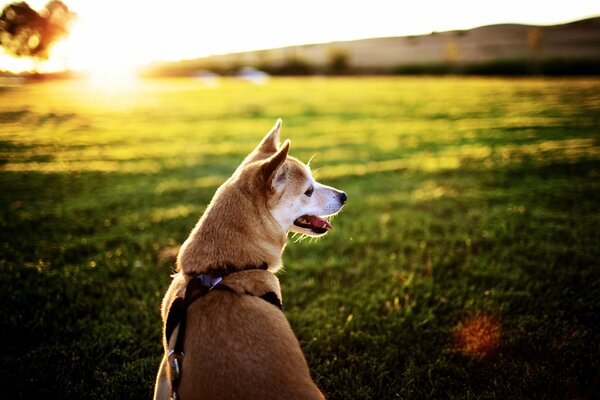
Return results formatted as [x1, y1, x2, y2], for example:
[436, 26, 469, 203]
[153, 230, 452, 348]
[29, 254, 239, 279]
[154, 119, 347, 400]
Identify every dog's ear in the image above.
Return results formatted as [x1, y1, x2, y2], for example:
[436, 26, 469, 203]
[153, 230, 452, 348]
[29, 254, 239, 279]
[257, 118, 282, 154]
[242, 119, 282, 165]
[260, 139, 290, 191]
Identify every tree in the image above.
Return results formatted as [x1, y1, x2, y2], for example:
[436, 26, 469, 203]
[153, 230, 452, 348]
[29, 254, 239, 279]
[0, 1, 75, 60]
[328, 48, 349, 75]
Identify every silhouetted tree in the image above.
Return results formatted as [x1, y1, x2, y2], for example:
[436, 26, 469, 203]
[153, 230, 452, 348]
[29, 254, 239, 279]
[328, 48, 349, 74]
[0, 1, 75, 60]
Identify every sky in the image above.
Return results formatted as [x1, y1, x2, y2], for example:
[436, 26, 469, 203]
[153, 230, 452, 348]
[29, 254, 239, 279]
[1, 0, 599, 73]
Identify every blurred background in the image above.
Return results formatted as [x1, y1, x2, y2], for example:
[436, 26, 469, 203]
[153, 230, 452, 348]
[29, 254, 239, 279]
[1, 0, 600, 80]
[1, 1, 599, 399]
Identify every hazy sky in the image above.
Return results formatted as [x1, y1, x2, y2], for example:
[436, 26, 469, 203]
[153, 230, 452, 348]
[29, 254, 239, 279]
[1, 0, 599, 72]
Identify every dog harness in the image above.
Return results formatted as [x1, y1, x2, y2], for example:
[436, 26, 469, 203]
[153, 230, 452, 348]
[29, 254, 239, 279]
[165, 263, 283, 400]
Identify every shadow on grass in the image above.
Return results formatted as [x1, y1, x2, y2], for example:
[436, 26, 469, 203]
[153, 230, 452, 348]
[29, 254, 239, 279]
[284, 156, 600, 399]
[0, 167, 216, 398]
[0, 147, 599, 399]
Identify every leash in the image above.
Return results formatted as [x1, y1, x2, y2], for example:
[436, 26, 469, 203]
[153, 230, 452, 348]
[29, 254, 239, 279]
[165, 263, 283, 400]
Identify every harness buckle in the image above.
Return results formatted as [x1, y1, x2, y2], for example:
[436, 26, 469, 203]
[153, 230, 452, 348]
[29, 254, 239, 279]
[168, 349, 184, 397]
[198, 274, 222, 289]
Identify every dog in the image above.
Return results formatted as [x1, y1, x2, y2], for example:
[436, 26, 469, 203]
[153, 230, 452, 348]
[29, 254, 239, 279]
[154, 119, 347, 400]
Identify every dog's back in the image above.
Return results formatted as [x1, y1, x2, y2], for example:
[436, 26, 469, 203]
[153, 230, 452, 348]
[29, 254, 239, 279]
[156, 269, 324, 400]
[179, 286, 323, 399]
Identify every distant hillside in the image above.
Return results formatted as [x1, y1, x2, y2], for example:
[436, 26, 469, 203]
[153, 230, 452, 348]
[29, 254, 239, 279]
[146, 17, 600, 76]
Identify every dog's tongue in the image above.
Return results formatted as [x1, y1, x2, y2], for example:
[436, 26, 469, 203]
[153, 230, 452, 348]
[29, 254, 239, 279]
[306, 215, 332, 229]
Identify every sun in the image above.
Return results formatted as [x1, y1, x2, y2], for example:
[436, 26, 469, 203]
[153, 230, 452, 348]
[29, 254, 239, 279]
[63, 18, 140, 89]
[0, 1, 145, 88]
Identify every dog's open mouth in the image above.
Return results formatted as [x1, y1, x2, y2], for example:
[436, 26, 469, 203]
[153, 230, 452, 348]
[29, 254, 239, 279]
[293, 215, 332, 234]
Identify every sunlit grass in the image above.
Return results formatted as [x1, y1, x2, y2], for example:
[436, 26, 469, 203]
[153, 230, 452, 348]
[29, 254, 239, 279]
[1, 76, 599, 399]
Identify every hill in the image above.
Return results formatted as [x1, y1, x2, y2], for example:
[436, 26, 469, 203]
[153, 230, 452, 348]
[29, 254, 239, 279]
[146, 17, 600, 76]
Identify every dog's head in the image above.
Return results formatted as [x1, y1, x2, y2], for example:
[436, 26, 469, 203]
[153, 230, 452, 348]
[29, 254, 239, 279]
[240, 119, 347, 237]
[177, 119, 347, 274]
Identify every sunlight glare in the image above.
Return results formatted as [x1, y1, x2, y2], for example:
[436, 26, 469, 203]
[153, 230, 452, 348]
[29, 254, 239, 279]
[64, 17, 140, 89]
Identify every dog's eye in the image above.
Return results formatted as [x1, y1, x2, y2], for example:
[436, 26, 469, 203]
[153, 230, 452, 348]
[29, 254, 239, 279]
[304, 186, 314, 197]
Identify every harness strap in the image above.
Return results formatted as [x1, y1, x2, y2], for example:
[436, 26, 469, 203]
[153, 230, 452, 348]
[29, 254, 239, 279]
[259, 290, 283, 311]
[165, 267, 282, 399]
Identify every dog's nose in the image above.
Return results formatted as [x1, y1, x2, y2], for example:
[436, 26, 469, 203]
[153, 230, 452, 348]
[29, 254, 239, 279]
[339, 191, 348, 204]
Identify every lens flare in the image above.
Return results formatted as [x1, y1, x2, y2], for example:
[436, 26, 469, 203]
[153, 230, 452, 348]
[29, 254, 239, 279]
[454, 314, 501, 357]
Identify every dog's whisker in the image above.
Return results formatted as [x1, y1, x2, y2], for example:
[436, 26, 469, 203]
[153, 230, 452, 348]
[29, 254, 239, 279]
[311, 166, 323, 177]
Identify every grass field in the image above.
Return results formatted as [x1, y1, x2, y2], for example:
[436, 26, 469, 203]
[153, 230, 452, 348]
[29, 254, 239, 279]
[1, 76, 599, 399]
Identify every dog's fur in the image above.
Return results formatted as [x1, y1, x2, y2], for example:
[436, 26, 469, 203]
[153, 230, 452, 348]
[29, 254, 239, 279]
[153, 120, 346, 400]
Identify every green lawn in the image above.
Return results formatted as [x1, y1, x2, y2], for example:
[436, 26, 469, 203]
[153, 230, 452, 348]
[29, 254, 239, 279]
[1, 77, 599, 399]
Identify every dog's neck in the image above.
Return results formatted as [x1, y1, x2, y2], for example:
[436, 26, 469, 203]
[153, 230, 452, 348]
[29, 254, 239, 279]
[177, 185, 288, 275]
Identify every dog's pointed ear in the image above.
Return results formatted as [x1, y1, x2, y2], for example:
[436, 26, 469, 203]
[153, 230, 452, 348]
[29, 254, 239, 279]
[260, 139, 290, 191]
[257, 118, 282, 154]
[241, 119, 283, 166]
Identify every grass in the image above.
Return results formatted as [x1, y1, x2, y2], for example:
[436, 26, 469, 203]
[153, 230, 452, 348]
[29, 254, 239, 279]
[1, 76, 599, 399]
